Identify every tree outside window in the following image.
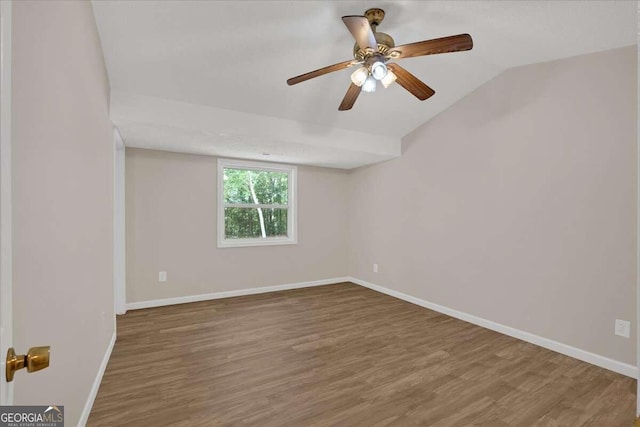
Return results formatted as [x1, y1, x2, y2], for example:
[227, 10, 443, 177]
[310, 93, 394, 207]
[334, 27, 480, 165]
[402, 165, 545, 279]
[217, 159, 297, 247]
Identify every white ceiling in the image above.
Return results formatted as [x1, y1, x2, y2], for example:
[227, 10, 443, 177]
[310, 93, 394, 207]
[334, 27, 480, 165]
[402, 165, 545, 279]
[93, 1, 636, 169]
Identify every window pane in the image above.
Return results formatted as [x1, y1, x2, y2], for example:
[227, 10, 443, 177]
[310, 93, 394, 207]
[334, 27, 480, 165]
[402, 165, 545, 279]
[224, 168, 288, 205]
[224, 207, 288, 239]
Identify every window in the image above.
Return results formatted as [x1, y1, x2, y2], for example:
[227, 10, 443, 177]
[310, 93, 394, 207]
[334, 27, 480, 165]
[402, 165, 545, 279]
[217, 158, 297, 248]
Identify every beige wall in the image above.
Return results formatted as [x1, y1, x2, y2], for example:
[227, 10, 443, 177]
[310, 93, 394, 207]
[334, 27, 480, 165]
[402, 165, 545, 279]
[348, 46, 637, 365]
[125, 148, 348, 302]
[12, 1, 114, 424]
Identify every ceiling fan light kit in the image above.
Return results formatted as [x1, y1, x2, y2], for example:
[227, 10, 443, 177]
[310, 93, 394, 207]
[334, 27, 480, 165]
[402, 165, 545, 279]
[350, 67, 369, 86]
[381, 70, 397, 89]
[362, 75, 377, 93]
[370, 61, 388, 80]
[287, 8, 473, 111]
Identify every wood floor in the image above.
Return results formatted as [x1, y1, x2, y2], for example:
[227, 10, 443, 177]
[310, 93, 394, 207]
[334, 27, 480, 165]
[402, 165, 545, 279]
[88, 283, 636, 426]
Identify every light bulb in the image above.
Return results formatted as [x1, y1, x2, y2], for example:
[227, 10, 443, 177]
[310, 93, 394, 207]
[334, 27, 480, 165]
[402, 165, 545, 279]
[370, 61, 387, 80]
[362, 75, 377, 93]
[381, 70, 397, 88]
[350, 67, 369, 87]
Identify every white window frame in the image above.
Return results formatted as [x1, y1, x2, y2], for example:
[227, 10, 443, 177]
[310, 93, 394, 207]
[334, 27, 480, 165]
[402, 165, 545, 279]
[217, 158, 297, 248]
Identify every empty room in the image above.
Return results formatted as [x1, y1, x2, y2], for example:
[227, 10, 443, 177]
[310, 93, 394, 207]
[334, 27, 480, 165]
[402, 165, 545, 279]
[1, 1, 638, 426]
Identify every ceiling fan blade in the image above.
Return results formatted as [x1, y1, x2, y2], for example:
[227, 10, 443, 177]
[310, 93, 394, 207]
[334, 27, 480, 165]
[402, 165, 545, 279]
[287, 59, 358, 86]
[387, 63, 435, 101]
[342, 16, 377, 51]
[389, 33, 473, 59]
[338, 83, 361, 111]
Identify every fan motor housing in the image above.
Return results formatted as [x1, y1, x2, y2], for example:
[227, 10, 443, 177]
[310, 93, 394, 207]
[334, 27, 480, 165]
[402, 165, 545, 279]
[353, 32, 395, 61]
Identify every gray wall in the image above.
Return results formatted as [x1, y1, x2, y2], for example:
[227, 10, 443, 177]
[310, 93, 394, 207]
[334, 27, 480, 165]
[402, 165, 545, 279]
[348, 46, 637, 365]
[12, 1, 114, 424]
[125, 148, 349, 302]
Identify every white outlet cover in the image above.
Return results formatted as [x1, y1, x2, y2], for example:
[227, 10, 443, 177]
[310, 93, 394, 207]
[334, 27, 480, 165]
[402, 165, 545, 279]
[615, 319, 630, 338]
[373, 264, 378, 273]
[159, 271, 167, 282]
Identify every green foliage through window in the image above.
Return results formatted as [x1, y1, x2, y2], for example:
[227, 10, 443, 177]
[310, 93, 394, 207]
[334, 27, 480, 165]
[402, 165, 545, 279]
[222, 167, 290, 240]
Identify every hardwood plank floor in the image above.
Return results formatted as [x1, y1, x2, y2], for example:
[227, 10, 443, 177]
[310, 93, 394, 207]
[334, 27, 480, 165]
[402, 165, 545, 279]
[88, 283, 636, 426]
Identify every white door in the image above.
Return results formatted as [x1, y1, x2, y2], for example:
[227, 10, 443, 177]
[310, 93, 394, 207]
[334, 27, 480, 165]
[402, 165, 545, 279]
[0, 0, 13, 405]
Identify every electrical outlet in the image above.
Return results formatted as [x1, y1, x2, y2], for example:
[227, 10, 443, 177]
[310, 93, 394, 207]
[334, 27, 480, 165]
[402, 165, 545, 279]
[373, 263, 378, 273]
[159, 271, 167, 282]
[615, 319, 630, 338]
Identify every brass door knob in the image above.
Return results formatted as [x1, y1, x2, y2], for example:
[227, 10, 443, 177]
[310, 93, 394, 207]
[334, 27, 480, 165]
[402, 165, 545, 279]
[6, 346, 50, 382]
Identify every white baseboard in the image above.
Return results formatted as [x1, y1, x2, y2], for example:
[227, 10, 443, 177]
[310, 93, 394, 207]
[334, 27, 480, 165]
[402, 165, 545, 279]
[77, 329, 116, 427]
[349, 277, 638, 379]
[125, 277, 351, 311]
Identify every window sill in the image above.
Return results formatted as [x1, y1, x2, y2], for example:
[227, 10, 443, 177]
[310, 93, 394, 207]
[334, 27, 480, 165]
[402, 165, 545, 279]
[217, 237, 298, 249]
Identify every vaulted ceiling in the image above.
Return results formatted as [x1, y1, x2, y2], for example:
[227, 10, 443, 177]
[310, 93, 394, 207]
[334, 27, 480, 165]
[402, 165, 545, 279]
[92, 1, 636, 169]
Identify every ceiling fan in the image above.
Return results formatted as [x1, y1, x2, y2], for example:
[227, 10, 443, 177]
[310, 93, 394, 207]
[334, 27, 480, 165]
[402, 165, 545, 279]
[286, 8, 473, 111]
